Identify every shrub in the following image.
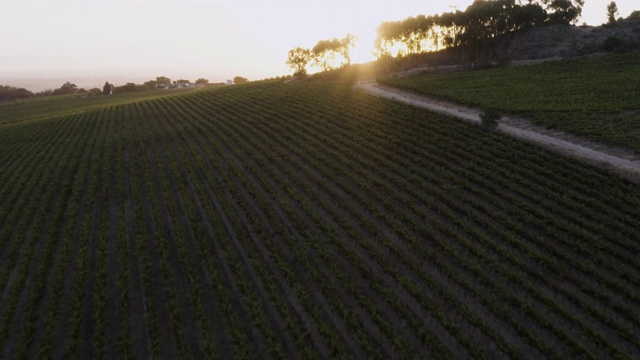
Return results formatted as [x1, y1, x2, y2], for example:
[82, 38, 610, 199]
[480, 108, 502, 129]
[601, 36, 637, 53]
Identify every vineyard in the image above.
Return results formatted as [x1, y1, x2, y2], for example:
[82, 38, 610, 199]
[380, 52, 640, 153]
[1, 80, 640, 359]
[0, 87, 196, 125]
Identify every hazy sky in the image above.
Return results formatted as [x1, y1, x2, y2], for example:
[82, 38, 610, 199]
[1, 0, 637, 89]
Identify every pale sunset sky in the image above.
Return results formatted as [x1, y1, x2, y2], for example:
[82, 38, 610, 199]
[0, 0, 637, 90]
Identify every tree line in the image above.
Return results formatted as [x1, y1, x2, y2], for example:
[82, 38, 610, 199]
[606, 1, 640, 24]
[0, 76, 220, 102]
[286, 0, 591, 75]
[104, 77, 214, 95]
[0, 85, 34, 102]
[286, 33, 356, 76]
[373, 0, 588, 61]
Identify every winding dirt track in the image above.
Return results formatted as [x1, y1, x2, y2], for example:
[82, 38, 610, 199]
[356, 81, 640, 182]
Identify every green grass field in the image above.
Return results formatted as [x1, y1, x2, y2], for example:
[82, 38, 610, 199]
[380, 52, 640, 152]
[1, 79, 639, 358]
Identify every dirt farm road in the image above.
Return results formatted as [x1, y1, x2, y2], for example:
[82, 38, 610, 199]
[356, 81, 640, 182]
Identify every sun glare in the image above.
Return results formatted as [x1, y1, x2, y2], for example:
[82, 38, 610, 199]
[0, 0, 637, 88]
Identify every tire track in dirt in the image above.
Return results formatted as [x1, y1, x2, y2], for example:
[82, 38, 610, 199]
[356, 81, 640, 183]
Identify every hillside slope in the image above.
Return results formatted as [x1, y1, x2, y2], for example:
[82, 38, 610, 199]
[502, 19, 640, 60]
[381, 52, 640, 153]
[1, 81, 640, 358]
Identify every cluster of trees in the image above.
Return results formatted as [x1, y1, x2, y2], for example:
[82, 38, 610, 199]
[52, 81, 81, 96]
[139, 76, 211, 90]
[606, 2, 639, 24]
[285, 1, 596, 75]
[286, 33, 356, 76]
[0, 85, 34, 102]
[233, 76, 248, 84]
[18, 82, 88, 98]
[103, 76, 213, 95]
[2, 75, 228, 101]
[109, 82, 148, 94]
[374, 0, 586, 61]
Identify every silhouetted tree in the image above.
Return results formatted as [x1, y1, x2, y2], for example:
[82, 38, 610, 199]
[233, 76, 248, 84]
[53, 81, 78, 96]
[0, 85, 34, 101]
[513, 3, 548, 29]
[311, 33, 357, 71]
[311, 39, 336, 71]
[338, 33, 356, 66]
[542, 0, 584, 24]
[374, 1, 548, 62]
[607, 2, 619, 23]
[155, 76, 171, 86]
[286, 47, 312, 76]
[103, 81, 111, 95]
[34, 89, 53, 97]
[143, 80, 158, 89]
[195, 78, 209, 85]
[117, 83, 137, 93]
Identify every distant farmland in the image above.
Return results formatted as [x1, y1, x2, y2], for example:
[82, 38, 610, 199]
[1, 80, 640, 359]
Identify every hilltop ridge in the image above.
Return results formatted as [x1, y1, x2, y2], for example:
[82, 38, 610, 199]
[502, 18, 640, 60]
[383, 18, 640, 73]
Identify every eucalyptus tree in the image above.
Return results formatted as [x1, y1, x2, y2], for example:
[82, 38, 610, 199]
[311, 33, 357, 71]
[286, 47, 312, 76]
[540, 0, 585, 24]
[373, 0, 548, 61]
